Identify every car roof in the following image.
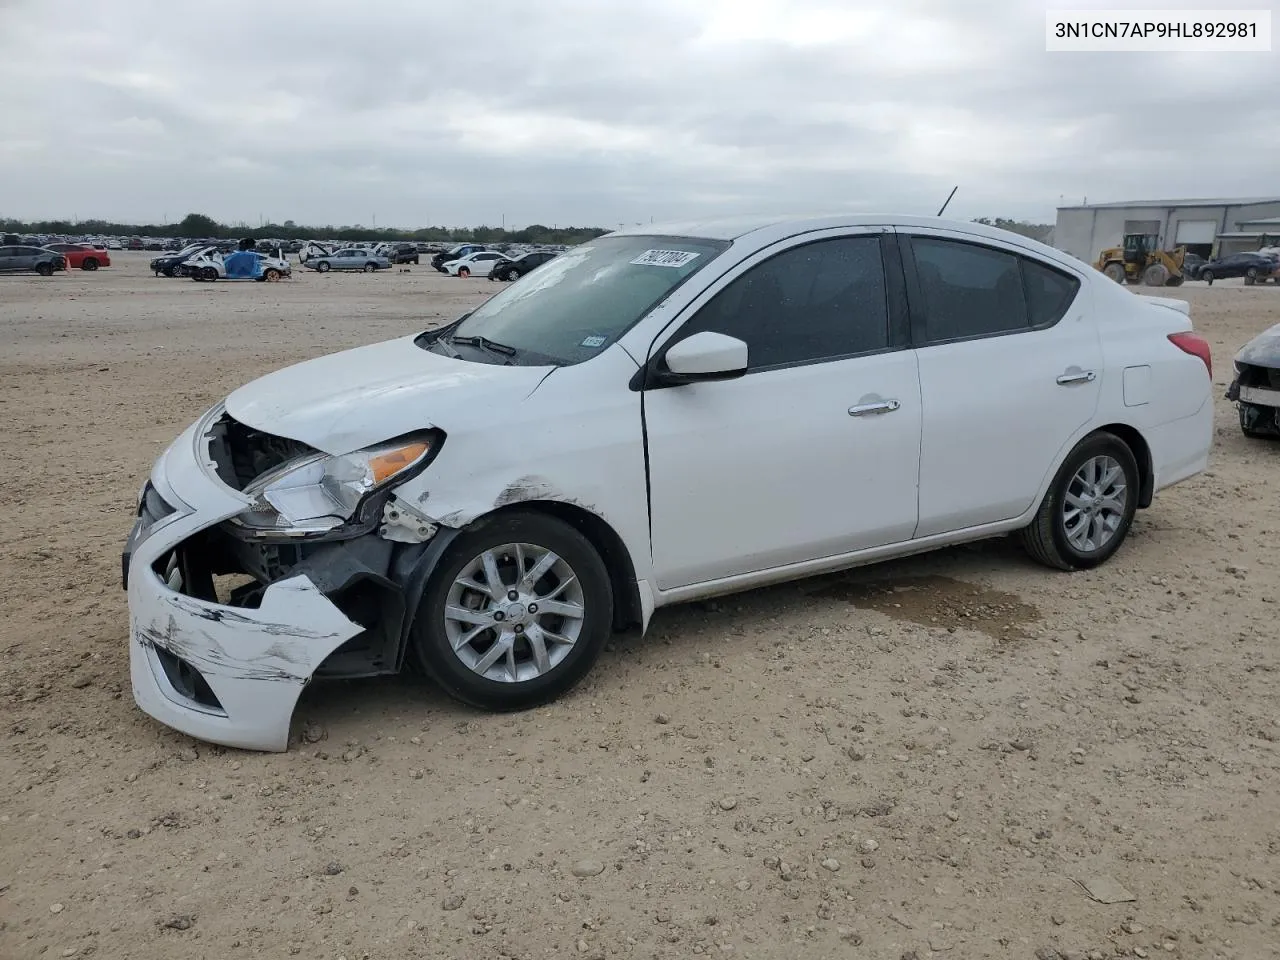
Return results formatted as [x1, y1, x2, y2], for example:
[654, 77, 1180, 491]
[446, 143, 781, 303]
[608, 213, 1032, 242]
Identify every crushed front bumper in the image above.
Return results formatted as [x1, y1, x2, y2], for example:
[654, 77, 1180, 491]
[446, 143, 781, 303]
[123, 411, 361, 751]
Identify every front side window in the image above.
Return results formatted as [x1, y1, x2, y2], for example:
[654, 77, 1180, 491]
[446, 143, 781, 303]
[427, 234, 728, 365]
[675, 235, 889, 371]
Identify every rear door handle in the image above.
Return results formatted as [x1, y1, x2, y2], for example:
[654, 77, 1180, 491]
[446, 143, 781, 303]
[1056, 370, 1096, 385]
[848, 399, 901, 417]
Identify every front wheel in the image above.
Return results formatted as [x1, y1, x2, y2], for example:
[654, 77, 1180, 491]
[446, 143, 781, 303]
[36, 262, 53, 277]
[1201, 269, 1214, 285]
[364, 262, 377, 272]
[82, 258, 99, 271]
[1245, 268, 1258, 285]
[263, 268, 281, 281]
[1018, 432, 1139, 571]
[316, 261, 331, 273]
[411, 511, 613, 711]
[1102, 263, 1126, 284]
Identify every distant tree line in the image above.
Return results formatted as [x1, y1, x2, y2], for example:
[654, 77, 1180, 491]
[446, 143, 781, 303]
[0, 212, 611, 246]
[971, 217, 1054, 243]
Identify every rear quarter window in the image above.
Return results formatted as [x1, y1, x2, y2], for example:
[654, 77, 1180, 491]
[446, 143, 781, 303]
[1022, 259, 1081, 328]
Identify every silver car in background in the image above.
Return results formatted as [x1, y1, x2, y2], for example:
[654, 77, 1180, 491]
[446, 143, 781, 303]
[305, 247, 392, 273]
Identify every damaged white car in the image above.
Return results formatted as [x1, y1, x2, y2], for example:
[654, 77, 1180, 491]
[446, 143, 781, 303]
[123, 215, 1214, 751]
[1226, 321, 1280, 438]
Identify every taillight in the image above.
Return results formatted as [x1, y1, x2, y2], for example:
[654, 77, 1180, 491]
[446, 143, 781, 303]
[1168, 332, 1212, 380]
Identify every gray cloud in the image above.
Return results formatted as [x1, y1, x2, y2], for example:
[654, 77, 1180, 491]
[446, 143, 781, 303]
[1, 0, 1276, 228]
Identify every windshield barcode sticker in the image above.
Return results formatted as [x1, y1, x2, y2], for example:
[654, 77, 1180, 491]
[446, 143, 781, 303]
[631, 249, 700, 268]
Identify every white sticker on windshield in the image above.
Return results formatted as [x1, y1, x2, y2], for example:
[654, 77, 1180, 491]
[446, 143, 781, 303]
[630, 249, 700, 268]
[580, 335, 607, 348]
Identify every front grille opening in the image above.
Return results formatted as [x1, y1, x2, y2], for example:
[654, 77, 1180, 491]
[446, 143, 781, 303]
[208, 412, 317, 491]
[154, 647, 224, 712]
[155, 533, 309, 610]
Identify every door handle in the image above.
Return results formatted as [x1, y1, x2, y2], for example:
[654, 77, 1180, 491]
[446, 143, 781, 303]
[1056, 370, 1096, 385]
[848, 399, 901, 417]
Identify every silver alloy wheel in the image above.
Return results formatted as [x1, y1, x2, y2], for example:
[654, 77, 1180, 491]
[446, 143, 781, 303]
[443, 542, 586, 683]
[1063, 455, 1127, 552]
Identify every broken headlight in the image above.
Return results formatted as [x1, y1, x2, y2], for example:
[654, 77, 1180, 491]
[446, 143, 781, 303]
[233, 436, 435, 534]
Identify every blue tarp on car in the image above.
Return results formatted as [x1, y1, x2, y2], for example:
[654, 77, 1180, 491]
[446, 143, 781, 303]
[223, 250, 262, 279]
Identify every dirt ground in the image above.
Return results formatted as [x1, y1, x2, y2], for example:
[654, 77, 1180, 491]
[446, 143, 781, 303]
[2, 252, 1278, 960]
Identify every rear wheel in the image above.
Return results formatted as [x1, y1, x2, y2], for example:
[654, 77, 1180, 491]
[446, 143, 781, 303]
[36, 262, 53, 277]
[412, 511, 613, 711]
[363, 262, 377, 272]
[1102, 262, 1126, 284]
[1245, 267, 1258, 285]
[82, 258, 99, 271]
[316, 261, 331, 273]
[200, 266, 218, 281]
[263, 268, 281, 281]
[1019, 432, 1139, 571]
[1201, 269, 1214, 285]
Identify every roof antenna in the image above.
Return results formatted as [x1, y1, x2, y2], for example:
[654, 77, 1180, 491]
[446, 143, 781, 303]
[936, 185, 959, 217]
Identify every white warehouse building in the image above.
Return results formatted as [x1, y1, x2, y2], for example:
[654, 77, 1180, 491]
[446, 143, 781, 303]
[1054, 197, 1280, 264]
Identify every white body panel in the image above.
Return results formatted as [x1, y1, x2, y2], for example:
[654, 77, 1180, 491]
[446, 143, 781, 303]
[124, 213, 1215, 751]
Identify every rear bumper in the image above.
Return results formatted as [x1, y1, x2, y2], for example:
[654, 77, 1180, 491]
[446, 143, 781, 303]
[1149, 392, 1213, 493]
[124, 411, 361, 751]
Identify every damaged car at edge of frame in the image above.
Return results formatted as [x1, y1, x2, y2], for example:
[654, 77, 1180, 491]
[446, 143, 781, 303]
[1225, 320, 1280, 438]
[123, 214, 1215, 751]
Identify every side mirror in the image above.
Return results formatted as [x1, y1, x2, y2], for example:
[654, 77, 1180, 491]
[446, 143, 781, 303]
[656, 331, 748, 386]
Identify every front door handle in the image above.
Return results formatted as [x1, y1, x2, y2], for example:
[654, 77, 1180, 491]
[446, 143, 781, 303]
[848, 399, 901, 417]
[1056, 370, 1097, 385]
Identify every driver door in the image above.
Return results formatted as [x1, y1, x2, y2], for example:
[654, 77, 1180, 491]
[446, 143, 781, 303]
[642, 230, 922, 590]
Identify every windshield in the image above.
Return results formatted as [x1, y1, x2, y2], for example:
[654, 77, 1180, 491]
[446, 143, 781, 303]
[430, 235, 729, 365]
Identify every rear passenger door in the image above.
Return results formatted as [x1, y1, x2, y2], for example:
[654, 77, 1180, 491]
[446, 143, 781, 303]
[0, 247, 17, 272]
[902, 230, 1100, 537]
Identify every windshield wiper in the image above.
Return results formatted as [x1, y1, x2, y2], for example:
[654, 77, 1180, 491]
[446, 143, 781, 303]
[447, 334, 518, 358]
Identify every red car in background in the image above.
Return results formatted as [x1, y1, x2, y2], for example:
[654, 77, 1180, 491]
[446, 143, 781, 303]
[43, 243, 111, 271]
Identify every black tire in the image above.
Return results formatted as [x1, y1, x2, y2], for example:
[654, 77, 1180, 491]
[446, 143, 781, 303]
[1201, 269, 1214, 285]
[82, 258, 99, 271]
[316, 261, 331, 273]
[364, 262, 377, 272]
[1018, 431, 1139, 571]
[164, 265, 179, 277]
[411, 511, 613, 712]
[458, 266, 470, 278]
[1244, 268, 1258, 285]
[36, 262, 53, 277]
[200, 266, 218, 281]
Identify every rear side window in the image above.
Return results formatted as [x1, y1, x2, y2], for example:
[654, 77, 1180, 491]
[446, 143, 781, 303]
[1022, 259, 1080, 327]
[910, 237, 1027, 341]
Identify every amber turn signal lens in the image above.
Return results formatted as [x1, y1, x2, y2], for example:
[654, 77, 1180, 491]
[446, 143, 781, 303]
[368, 442, 429, 484]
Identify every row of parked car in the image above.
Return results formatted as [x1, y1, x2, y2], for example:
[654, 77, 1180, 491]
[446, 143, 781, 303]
[0, 240, 113, 275]
[150, 243, 292, 281]
[1183, 249, 1280, 285]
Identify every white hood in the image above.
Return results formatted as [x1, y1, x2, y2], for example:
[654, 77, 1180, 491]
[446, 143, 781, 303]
[225, 334, 553, 455]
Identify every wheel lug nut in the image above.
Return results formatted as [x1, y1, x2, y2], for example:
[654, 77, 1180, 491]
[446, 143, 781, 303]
[493, 611, 505, 621]
[507, 590, 519, 601]
[527, 603, 538, 614]
[514, 624, 524, 633]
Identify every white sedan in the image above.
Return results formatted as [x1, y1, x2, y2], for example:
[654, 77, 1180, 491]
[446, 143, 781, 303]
[122, 214, 1213, 750]
[443, 250, 511, 278]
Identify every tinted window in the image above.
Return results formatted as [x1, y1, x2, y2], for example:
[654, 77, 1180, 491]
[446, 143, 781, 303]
[910, 238, 1027, 342]
[1022, 259, 1079, 327]
[680, 236, 889, 370]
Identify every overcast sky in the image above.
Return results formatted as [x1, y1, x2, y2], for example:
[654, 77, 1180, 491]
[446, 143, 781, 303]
[1, 0, 1276, 229]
